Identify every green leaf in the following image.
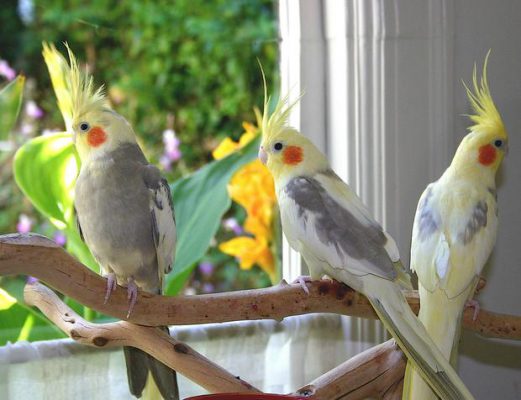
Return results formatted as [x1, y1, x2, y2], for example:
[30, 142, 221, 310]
[0, 303, 66, 345]
[0, 75, 25, 141]
[166, 135, 260, 294]
[13, 132, 98, 271]
[0, 277, 65, 345]
[13, 132, 79, 229]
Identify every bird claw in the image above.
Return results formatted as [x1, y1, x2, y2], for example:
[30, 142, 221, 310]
[292, 275, 313, 295]
[104, 273, 117, 304]
[126, 279, 138, 318]
[465, 299, 480, 321]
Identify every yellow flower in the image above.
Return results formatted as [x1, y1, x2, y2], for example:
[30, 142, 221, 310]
[219, 236, 276, 282]
[212, 123, 257, 160]
[215, 123, 278, 282]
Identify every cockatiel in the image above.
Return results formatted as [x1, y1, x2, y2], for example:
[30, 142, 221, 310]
[42, 43, 179, 400]
[257, 91, 475, 399]
[403, 55, 507, 399]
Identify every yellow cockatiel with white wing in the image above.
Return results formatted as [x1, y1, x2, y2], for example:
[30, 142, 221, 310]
[257, 88, 475, 398]
[403, 54, 507, 399]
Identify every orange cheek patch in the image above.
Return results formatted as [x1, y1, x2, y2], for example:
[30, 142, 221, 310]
[478, 144, 496, 166]
[283, 146, 303, 165]
[87, 126, 107, 147]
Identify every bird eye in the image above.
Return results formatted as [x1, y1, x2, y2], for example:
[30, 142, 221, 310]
[494, 139, 503, 148]
[273, 142, 284, 152]
[79, 122, 90, 132]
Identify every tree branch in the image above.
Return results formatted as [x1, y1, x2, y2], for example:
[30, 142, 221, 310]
[1, 233, 520, 340]
[23, 281, 260, 394]
[294, 339, 406, 400]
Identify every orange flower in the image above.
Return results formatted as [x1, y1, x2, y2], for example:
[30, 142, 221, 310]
[216, 123, 278, 282]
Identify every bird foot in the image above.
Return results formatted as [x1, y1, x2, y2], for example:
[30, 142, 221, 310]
[465, 299, 480, 321]
[104, 273, 117, 304]
[292, 275, 313, 295]
[126, 278, 139, 318]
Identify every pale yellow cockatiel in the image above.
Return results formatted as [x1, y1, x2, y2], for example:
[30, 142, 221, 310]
[403, 55, 507, 399]
[257, 88, 475, 398]
[42, 43, 179, 400]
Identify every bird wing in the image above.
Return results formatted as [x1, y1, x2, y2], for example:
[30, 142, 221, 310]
[282, 170, 399, 282]
[143, 165, 177, 290]
[412, 181, 497, 298]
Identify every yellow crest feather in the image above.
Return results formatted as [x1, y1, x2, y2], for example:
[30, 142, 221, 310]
[255, 62, 301, 142]
[42, 42, 107, 130]
[463, 50, 506, 138]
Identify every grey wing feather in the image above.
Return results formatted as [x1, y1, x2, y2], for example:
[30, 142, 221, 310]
[144, 165, 177, 278]
[285, 175, 397, 281]
[459, 200, 488, 245]
[74, 206, 84, 242]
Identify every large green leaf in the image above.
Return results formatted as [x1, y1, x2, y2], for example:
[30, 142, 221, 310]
[167, 135, 260, 294]
[13, 132, 78, 229]
[0, 76, 25, 141]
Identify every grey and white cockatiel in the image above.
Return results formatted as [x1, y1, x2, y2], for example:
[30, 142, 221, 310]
[43, 43, 179, 400]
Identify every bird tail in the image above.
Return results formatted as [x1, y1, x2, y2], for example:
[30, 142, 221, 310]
[365, 278, 474, 400]
[403, 286, 470, 400]
[124, 326, 179, 400]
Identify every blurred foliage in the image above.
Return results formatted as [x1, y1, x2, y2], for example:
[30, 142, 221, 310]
[0, 0, 280, 344]
[3, 0, 278, 168]
[0, 76, 25, 140]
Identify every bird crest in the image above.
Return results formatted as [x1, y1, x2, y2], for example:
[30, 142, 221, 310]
[463, 51, 507, 139]
[42, 43, 107, 131]
[254, 65, 301, 142]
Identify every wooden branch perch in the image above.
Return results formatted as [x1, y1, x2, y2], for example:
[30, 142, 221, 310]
[25, 279, 406, 400]
[24, 281, 260, 394]
[1, 233, 520, 340]
[3, 233, 520, 399]
[294, 339, 406, 400]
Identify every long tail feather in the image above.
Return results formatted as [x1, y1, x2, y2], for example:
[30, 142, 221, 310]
[124, 326, 179, 400]
[366, 278, 474, 400]
[403, 285, 472, 400]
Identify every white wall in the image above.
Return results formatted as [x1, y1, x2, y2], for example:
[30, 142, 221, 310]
[280, 0, 521, 398]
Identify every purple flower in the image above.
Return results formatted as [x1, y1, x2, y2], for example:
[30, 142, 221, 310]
[198, 261, 214, 277]
[162, 129, 182, 162]
[53, 231, 67, 246]
[223, 218, 243, 235]
[0, 60, 16, 81]
[25, 101, 44, 119]
[159, 154, 172, 171]
[16, 214, 32, 234]
[166, 147, 182, 162]
[202, 283, 215, 293]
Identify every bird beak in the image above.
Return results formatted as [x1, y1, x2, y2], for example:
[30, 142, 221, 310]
[258, 146, 268, 165]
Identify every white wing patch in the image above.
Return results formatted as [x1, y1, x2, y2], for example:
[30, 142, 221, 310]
[383, 232, 400, 263]
[150, 180, 177, 286]
[434, 233, 450, 280]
